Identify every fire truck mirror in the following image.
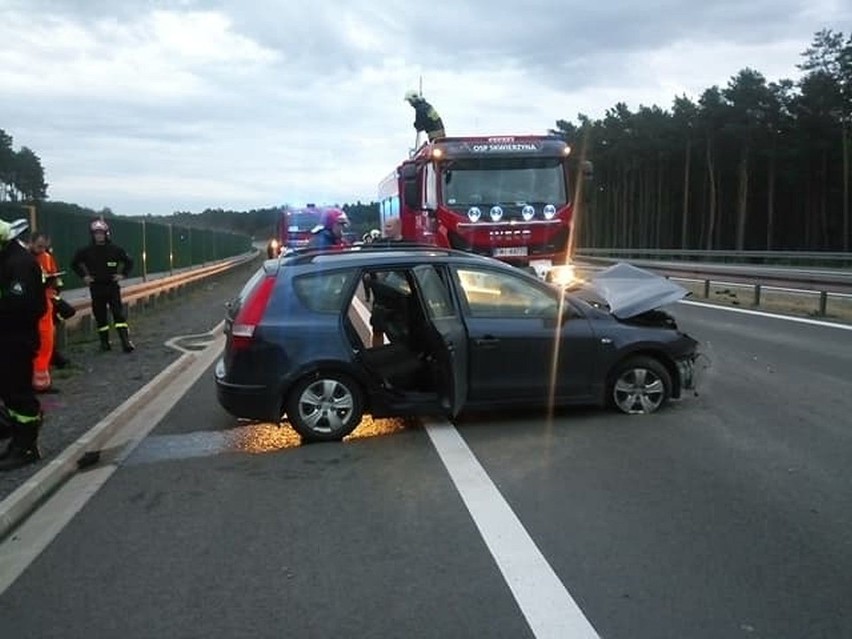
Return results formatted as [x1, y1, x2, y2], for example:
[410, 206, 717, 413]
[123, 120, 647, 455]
[403, 180, 420, 209]
[400, 163, 417, 180]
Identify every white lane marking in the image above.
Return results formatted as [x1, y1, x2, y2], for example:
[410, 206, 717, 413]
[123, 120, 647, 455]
[425, 419, 600, 639]
[0, 333, 225, 595]
[680, 300, 852, 331]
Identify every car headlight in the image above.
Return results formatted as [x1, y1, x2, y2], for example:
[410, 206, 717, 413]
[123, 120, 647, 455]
[468, 206, 482, 222]
[546, 264, 577, 287]
[490, 206, 504, 222]
[543, 204, 557, 220]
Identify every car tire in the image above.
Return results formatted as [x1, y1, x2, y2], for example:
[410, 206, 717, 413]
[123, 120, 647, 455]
[286, 372, 364, 442]
[608, 356, 672, 415]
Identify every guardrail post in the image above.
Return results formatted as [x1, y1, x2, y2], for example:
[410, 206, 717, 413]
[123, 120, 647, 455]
[818, 291, 828, 316]
[142, 219, 148, 282]
[753, 284, 761, 307]
[703, 280, 710, 298]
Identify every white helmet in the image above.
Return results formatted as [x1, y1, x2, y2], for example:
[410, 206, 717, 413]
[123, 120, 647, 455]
[404, 89, 420, 103]
[0, 218, 29, 242]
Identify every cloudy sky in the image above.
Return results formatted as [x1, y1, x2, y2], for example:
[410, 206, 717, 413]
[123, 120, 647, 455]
[1, 0, 850, 216]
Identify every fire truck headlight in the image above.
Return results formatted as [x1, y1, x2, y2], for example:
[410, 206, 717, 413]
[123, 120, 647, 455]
[489, 206, 504, 222]
[270, 239, 280, 250]
[522, 205, 535, 221]
[467, 207, 482, 222]
[543, 204, 557, 220]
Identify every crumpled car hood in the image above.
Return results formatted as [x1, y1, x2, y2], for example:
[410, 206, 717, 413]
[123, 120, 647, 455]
[587, 262, 690, 319]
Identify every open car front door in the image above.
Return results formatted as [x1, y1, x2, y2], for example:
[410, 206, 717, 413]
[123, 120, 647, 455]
[411, 265, 468, 417]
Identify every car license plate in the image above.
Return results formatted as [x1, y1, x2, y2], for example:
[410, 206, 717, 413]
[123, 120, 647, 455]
[493, 246, 528, 257]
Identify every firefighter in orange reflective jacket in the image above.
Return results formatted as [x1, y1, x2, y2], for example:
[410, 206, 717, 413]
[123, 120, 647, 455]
[28, 233, 59, 392]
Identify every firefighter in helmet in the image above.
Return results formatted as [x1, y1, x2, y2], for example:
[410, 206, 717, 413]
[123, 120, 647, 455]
[404, 90, 445, 142]
[28, 232, 62, 392]
[308, 209, 350, 250]
[0, 218, 46, 470]
[70, 218, 136, 353]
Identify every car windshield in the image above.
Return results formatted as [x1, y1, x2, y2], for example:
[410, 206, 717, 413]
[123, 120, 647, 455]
[442, 157, 567, 206]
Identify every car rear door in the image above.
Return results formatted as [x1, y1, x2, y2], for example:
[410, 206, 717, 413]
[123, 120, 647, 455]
[411, 265, 468, 416]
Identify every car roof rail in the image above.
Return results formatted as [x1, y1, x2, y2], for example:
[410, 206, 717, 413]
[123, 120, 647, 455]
[278, 242, 480, 266]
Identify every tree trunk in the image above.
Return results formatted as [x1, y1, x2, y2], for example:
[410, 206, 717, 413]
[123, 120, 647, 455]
[705, 139, 716, 250]
[766, 151, 776, 250]
[843, 123, 849, 252]
[821, 149, 829, 248]
[625, 164, 632, 247]
[736, 145, 749, 250]
[681, 139, 691, 249]
[624, 166, 633, 247]
[656, 153, 664, 248]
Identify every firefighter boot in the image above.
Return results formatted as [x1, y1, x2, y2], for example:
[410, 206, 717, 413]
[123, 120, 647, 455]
[0, 418, 42, 471]
[98, 330, 112, 352]
[117, 326, 135, 353]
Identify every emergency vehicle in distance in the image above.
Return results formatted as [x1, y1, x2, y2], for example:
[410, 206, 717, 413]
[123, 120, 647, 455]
[266, 204, 325, 258]
[377, 135, 591, 276]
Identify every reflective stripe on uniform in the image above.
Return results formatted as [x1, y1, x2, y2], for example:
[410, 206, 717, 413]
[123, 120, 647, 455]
[8, 409, 41, 424]
[97, 325, 110, 332]
[114, 322, 129, 329]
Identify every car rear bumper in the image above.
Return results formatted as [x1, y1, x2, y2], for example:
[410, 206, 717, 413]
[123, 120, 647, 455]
[214, 359, 280, 421]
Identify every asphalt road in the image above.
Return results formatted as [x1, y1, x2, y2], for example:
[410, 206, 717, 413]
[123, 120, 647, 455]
[1, 302, 850, 638]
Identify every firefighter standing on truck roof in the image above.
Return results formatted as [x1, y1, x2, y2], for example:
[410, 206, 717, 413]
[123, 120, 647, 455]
[0, 218, 46, 471]
[405, 90, 445, 142]
[70, 218, 135, 353]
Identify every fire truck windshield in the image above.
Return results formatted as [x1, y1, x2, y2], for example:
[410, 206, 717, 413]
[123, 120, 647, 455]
[442, 157, 567, 207]
[288, 209, 322, 231]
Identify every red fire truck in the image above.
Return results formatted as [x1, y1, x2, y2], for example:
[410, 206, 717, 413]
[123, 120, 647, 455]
[378, 135, 589, 274]
[266, 204, 325, 258]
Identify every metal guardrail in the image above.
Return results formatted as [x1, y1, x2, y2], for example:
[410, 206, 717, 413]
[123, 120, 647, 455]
[575, 256, 852, 292]
[59, 251, 258, 340]
[575, 248, 852, 268]
[573, 254, 851, 317]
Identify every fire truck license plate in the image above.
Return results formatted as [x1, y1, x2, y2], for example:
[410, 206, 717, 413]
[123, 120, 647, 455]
[493, 247, 528, 257]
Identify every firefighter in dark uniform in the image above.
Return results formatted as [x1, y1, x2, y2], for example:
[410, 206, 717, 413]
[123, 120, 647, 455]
[0, 218, 46, 471]
[405, 90, 445, 142]
[70, 219, 135, 353]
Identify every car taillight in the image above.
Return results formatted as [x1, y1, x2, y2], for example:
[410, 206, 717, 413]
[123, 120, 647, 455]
[231, 276, 276, 350]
